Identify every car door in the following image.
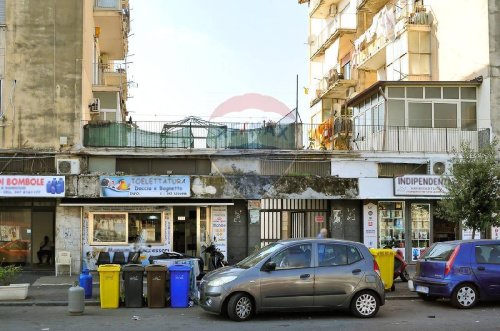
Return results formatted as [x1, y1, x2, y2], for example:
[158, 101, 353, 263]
[313, 243, 365, 307]
[473, 244, 500, 298]
[259, 243, 314, 309]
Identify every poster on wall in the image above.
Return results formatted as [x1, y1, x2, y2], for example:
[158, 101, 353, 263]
[363, 203, 378, 249]
[99, 176, 190, 197]
[0, 175, 65, 197]
[82, 207, 173, 271]
[211, 206, 228, 259]
[492, 226, 499, 240]
[411, 247, 426, 261]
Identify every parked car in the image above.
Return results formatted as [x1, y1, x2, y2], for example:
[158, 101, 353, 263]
[411, 240, 500, 308]
[199, 238, 385, 321]
[0, 240, 30, 264]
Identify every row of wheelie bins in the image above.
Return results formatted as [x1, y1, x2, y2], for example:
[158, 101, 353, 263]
[98, 264, 191, 309]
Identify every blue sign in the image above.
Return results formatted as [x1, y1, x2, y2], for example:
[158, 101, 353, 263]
[99, 176, 190, 198]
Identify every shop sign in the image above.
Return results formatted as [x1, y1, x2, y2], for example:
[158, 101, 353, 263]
[0, 175, 65, 197]
[99, 176, 190, 198]
[462, 226, 481, 240]
[363, 203, 378, 249]
[492, 227, 499, 240]
[394, 175, 448, 196]
[315, 215, 325, 223]
[211, 206, 227, 259]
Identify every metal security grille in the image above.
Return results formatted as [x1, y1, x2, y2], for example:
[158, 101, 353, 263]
[261, 160, 330, 176]
[260, 211, 281, 247]
[290, 212, 305, 238]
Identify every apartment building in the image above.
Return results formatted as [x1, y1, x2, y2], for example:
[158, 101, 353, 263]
[300, 0, 499, 260]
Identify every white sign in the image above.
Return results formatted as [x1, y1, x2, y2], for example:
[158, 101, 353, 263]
[211, 206, 228, 260]
[0, 175, 65, 197]
[492, 227, 500, 240]
[462, 226, 481, 240]
[394, 175, 448, 196]
[363, 203, 378, 248]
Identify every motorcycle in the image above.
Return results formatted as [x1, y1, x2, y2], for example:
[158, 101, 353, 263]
[202, 241, 227, 271]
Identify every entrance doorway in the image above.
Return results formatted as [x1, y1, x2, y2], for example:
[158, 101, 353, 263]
[172, 206, 210, 258]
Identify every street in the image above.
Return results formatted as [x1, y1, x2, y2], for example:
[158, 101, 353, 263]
[1, 299, 499, 331]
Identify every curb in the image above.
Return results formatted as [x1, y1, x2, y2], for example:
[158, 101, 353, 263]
[0, 301, 101, 307]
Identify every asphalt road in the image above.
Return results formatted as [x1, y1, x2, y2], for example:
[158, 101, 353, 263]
[1, 299, 499, 331]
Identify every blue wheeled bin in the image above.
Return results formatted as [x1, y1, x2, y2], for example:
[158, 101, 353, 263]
[79, 269, 93, 299]
[168, 264, 191, 308]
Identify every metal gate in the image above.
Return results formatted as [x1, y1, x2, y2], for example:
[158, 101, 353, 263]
[290, 212, 305, 238]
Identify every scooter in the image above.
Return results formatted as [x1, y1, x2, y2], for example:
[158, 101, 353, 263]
[202, 242, 227, 271]
[393, 249, 410, 282]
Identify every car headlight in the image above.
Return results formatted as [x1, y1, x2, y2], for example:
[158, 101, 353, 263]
[208, 276, 237, 287]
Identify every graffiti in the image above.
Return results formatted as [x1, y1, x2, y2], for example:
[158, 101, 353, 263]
[234, 209, 242, 223]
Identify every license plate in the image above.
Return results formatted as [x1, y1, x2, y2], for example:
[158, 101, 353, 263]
[416, 285, 429, 294]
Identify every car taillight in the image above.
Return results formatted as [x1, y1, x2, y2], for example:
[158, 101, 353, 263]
[445, 245, 460, 276]
[374, 260, 381, 276]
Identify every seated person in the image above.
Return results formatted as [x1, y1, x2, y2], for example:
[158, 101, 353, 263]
[37, 236, 54, 264]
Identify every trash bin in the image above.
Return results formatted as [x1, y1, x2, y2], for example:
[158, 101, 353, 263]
[98, 264, 121, 309]
[122, 264, 145, 308]
[145, 265, 167, 308]
[169, 264, 191, 308]
[369, 248, 395, 290]
[79, 269, 93, 299]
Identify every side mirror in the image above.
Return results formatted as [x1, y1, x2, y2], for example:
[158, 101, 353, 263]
[263, 261, 276, 272]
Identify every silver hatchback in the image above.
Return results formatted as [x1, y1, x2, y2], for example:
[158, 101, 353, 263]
[199, 238, 385, 321]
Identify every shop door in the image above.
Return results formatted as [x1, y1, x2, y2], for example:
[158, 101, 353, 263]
[197, 207, 210, 259]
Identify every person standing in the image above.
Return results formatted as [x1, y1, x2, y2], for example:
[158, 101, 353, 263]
[317, 228, 328, 239]
[37, 236, 54, 264]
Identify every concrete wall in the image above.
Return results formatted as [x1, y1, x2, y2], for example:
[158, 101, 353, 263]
[1, 0, 84, 150]
[331, 160, 378, 178]
[489, 0, 500, 150]
[55, 206, 82, 274]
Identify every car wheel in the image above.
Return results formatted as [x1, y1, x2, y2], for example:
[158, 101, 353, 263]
[417, 293, 437, 301]
[227, 293, 254, 322]
[400, 269, 410, 282]
[451, 284, 478, 309]
[351, 291, 380, 318]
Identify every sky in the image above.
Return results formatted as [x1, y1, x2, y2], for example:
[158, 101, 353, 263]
[126, 0, 309, 123]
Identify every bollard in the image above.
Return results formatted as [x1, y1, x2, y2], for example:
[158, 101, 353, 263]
[68, 281, 85, 315]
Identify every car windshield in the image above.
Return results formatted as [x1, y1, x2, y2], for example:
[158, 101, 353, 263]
[423, 243, 458, 261]
[235, 243, 284, 269]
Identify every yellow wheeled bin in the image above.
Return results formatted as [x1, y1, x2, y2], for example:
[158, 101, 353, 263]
[98, 264, 121, 308]
[369, 248, 395, 291]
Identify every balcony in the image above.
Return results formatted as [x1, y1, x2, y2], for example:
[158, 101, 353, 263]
[310, 13, 356, 60]
[83, 117, 304, 150]
[94, 0, 130, 60]
[309, 0, 343, 19]
[356, 0, 390, 13]
[93, 62, 127, 89]
[308, 117, 352, 150]
[311, 65, 356, 106]
[354, 4, 430, 70]
[352, 126, 487, 153]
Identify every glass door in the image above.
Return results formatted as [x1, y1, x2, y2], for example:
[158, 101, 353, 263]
[410, 203, 430, 261]
[197, 207, 210, 262]
[378, 201, 405, 249]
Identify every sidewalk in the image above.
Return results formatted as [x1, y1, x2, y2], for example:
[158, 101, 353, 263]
[0, 267, 418, 307]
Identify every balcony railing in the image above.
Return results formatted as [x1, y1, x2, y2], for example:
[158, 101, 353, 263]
[93, 62, 126, 86]
[351, 126, 486, 153]
[310, 13, 356, 58]
[83, 119, 304, 150]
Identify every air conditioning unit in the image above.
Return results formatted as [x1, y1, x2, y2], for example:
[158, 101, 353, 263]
[57, 159, 80, 175]
[89, 98, 101, 112]
[329, 4, 337, 17]
[429, 159, 452, 175]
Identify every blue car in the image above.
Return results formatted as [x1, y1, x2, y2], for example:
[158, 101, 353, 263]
[412, 240, 500, 308]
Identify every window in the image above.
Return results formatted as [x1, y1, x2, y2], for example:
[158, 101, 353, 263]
[318, 243, 348, 267]
[347, 246, 362, 264]
[461, 102, 477, 131]
[407, 87, 423, 99]
[425, 87, 441, 99]
[475, 245, 500, 264]
[434, 103, 457, 128]
[128, 213, 162, 244]
[443, 87, 459, 99]
[461, 87, 476, 100]
[0, 0, 4, 25]
[388, 87, 405, 98]
[387, 100, 405, 126]
[90, 213, 128, 245]
[408, 102, 432, 127]
[269, 244, 312, 270]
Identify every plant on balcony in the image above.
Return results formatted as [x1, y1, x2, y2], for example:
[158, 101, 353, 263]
[437, 140, 500, 239]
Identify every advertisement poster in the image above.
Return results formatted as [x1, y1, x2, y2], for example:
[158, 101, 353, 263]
[0, 175, 65, 197]
[462, 226, 481, 240]
[492, 227, 499, 240]
[211, 206, 228, 259]
[99, 176, 190, 197]
[363, 203, 378, 249]
[411, 247, 426, 261]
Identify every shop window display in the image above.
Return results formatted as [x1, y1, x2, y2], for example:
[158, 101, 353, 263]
[91, 213, 128, 244]
[411, 203, 430, 261]
[128, 213, 162, 244]
[378, 202, 405, 249]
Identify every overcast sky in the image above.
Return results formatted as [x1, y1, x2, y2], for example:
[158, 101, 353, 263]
[127, 0, 308, 123]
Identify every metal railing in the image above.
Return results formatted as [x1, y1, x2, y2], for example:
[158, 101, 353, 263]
[93, 62, 126, 86]
[310, 13, 356, 56]
[82, 120, 484, 153]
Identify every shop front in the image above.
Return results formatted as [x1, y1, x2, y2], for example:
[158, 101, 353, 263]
[0, 175, 64, 267]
